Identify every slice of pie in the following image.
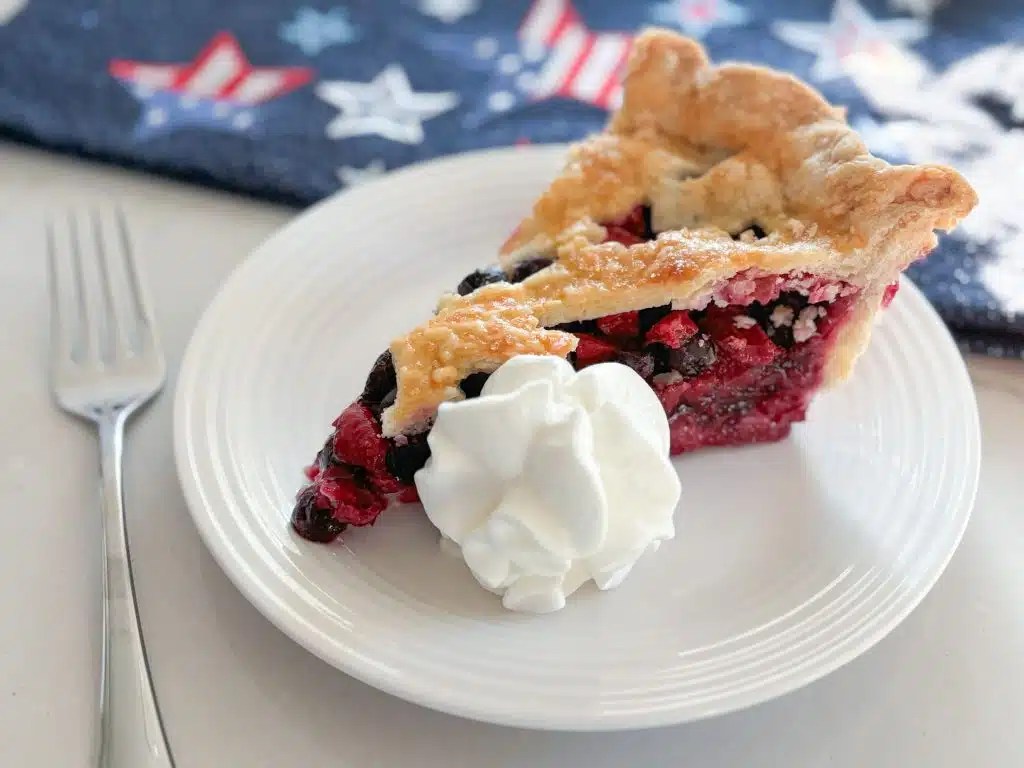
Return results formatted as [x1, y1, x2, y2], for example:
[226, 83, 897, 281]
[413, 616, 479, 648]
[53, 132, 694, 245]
[292, 29, 977, 543]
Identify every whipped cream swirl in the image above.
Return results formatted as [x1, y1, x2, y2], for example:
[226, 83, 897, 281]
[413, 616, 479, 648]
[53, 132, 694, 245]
[415, 355, 681, 613]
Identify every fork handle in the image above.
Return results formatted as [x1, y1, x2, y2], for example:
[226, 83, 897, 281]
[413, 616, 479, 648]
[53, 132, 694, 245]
[97, 412, 176, 768]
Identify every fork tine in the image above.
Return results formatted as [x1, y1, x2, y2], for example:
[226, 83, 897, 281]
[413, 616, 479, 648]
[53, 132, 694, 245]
[48, 206, 166, 426]
[115, 210, 156, 342]
[69, 210, 113, 365]
[48, 206, 165, 381]
[93, 208, 140, 359]
[113, 207, 160, 354]
[45, 218, 77, 365]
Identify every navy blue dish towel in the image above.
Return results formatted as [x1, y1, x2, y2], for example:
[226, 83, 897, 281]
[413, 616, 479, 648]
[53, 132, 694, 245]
[0, 0, 1021, 357]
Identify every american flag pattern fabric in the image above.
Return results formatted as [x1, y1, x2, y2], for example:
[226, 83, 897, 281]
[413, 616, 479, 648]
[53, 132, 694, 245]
[517, 0, 631, 109]
[109, 33, 313, 138]
[0, 0, 1021, 358]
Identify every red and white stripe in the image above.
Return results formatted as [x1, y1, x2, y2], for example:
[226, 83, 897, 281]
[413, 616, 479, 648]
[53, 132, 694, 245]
[109, 33, 312, 105]
[519, 0, 631, 109]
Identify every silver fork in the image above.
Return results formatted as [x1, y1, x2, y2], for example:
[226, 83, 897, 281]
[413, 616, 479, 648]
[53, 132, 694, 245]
[47, 209, 175, 768]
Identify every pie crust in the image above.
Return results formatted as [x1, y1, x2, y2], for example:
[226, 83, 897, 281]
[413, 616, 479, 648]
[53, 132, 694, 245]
[381, 29, 976, 436]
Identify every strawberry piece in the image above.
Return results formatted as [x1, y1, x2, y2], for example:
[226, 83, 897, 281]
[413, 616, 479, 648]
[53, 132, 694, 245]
[318, 478, 387, 527]
[317, 463, 355, 483]
[332, 403, 389, 473]
[645, 310, 698, 349]
[881, 280, 899, 308]
[815, 295, 858, 340]
[573, 334, 619, 367]
[603, 227, 644, 246]
[701, 307, 779, 366]
[368, 470, 404, 495]
[596, 311, 640, 338]
[602, 205, 650, 245]
[606, 205, 647, 235]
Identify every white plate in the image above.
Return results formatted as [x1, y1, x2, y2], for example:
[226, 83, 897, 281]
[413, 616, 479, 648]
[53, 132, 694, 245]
[174, 146, 979, 731]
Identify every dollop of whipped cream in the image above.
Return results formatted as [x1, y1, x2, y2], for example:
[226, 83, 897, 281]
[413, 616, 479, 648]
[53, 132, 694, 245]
[415, 355, 681, 613]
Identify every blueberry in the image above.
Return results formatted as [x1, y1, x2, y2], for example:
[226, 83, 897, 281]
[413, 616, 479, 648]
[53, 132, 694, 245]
[315, 436, 336, 474]
[645, 342, 671, 374]
[459, 372, 491, 399]
[291, 485, 346, 543]
[762, 291, 810, 350]
[550, 319, 599, 335]
[457, 265, 506, 296]
[368, 387, 397, 421]
[386, 434, 432, 485]
[508, 257, 553, 283]
[638, 304, 672, 332]
[772, 291, 810, 314]
[668, 333, 716, 377]
[641, 204, 656, 239]
[617, 350, 657, 380]
[360, 350, 396, 407]
[767, 324, 795, 349]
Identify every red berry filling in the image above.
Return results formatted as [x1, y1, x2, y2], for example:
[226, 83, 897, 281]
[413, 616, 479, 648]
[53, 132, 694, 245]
[603, 205, 651, 246]
[700, 307, 780, 367]
[573, 333, 619, 367]
[604, 227, 644, 246]
[609, 205, 648, 234]
[596, 311, 640, 338]
[368, 470, 405, 495]
[318, 478, 387, 526]
[881, 280, 899, 308]
[332, 403, 389, 474]
[645, 310, 699, 349]
[294, 259, 866, 544]
[656, 294, 858, 453]
[290, 352, 427, 543]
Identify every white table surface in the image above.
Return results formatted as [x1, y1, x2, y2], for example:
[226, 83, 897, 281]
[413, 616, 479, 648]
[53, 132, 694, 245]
[0, 141, 1021, 768]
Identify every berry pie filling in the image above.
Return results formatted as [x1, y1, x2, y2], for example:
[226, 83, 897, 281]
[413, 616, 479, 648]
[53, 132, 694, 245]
[292, 205, 867, 543]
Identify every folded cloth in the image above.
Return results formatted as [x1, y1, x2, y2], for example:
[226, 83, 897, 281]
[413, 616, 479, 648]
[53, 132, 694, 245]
[0, 0, 1020, 358]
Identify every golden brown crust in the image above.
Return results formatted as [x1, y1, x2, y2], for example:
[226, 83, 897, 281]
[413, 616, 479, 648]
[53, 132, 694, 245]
[380, 29, 977, 436]
[501, 29, 975, 262]
[384, 305, 576, 434]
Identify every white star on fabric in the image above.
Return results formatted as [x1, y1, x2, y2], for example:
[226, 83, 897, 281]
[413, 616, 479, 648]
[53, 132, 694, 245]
[316, 65, 459, 144]
[888, 0, 945, 18]
[936, 43, 1024, 124]
[474, 36, 498, 59]
[972, 131, 1024, 314]
[336, 159, 387, 187]
[0, 0, 28, 25]
[279, 7, 359, 56]
[851, 116, 911, 158]
[847, 42, 1024, 315]
[773, 0, 928, 81]
[649, 0, 750, 39]
[418, 0, 479, 24]
[489, 91, 515, 112]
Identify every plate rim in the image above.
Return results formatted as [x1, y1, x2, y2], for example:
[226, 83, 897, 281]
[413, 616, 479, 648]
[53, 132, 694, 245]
[173, 145, 981, 731]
